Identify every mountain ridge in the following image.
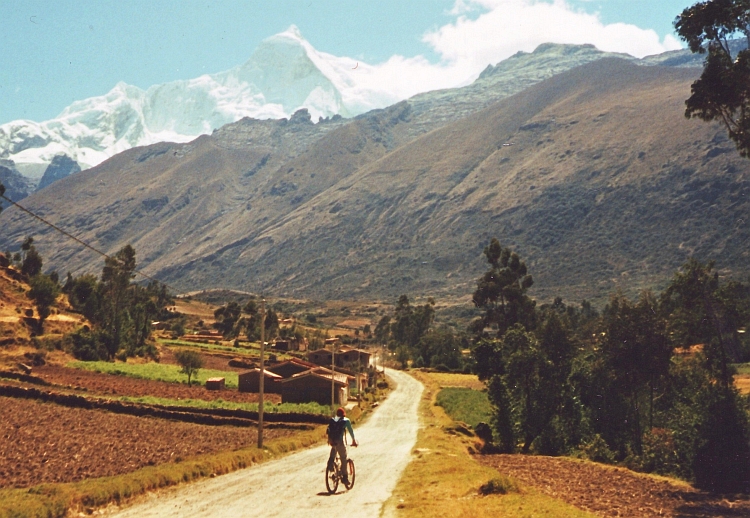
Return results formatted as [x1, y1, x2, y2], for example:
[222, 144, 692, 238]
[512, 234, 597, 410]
[2, 57, 748, 307]
[1, 37, 702, 191]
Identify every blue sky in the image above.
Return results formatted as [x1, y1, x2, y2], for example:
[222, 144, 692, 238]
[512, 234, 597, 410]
[0, 0, 694, 124]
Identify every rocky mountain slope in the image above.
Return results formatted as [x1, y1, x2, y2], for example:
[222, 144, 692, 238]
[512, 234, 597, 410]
[1, 36, 702, 189]
[2, 57, 748, 306]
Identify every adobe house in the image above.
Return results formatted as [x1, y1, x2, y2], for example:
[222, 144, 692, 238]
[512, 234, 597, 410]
[280, 369, 349, 405]
[336, 346, 371, 370]
[267, 358, 318, 379]
[238, 368, 282, 394]
[274, 338, 307, 351]
[307, 348, 333, 366]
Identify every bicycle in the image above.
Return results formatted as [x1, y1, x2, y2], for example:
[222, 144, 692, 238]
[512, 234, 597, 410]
[325, 451, 356, 494]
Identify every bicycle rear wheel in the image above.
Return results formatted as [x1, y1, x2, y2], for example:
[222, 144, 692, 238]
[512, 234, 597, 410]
[325, 463, 339, 494]
[344, 459, 355, 489]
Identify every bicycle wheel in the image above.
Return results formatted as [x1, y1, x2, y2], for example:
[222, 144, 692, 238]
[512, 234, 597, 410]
[325, 462, 339, 494]
[344, 459, 355, 489]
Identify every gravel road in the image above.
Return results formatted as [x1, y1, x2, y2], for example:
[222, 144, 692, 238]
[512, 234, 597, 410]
[107, 368, 423, 517]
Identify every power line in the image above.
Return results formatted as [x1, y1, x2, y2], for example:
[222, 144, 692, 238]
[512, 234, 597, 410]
[0, 192, 178, 292]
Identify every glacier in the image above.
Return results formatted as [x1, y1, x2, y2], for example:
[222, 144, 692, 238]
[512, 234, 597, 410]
[0, 25, 403, 181]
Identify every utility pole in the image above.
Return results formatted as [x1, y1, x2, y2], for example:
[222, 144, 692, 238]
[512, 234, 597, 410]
[258, 298, 265, 448]
[331, 341, 336, 413]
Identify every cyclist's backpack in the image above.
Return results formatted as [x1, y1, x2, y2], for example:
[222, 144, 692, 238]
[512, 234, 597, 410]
[327, 417, 347, 442]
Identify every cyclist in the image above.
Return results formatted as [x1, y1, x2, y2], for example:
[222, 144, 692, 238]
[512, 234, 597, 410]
[327, 407, 357, 485]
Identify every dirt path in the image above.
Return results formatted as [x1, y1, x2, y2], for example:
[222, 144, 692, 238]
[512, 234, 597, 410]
[106, 369, 423, 517]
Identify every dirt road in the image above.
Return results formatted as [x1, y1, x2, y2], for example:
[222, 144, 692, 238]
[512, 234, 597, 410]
[107, 369, 422, 517]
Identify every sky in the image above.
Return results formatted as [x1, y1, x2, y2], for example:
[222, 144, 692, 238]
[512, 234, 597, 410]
[0, 0, 695, 125]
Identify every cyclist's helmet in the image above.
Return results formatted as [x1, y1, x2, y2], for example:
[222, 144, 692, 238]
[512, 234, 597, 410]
[336, 407, 346, 417]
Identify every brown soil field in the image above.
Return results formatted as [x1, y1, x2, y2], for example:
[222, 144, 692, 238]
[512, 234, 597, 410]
[32, 364, 282, 404]
[477, 454, 750, 517]
[0, 396, 292, 489]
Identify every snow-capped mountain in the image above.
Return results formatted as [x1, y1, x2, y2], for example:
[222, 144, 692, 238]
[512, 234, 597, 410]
[0, 26, 401, 182]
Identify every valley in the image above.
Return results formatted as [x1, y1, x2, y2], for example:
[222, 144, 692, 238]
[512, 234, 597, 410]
[2, 20, 750, 517]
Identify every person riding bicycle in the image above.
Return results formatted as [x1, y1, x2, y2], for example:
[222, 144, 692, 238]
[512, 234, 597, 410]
[327, 407, 357, 485]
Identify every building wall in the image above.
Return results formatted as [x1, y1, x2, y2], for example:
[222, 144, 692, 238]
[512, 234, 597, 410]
[281, 376, 347, 405]
[238, 372, 282, 394]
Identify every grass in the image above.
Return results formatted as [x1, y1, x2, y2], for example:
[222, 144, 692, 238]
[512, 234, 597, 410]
[427, 372, 486, 390]
[0, 426, 327, 518]
[382, 370, 595, 518]
[68, 361, 240, 388]
[113, 395, 330, 415]
[435, 387, 492, 429]
[158, 339, 295, 361]
[733, 363, 750, 375]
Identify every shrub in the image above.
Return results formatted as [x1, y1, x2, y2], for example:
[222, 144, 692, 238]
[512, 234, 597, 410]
[69, 327, 108, 361]
[580, 434, 616, 464]
[478, 475, 520, 495]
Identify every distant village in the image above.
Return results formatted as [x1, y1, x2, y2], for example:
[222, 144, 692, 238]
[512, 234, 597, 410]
[176, 328, 374, 406]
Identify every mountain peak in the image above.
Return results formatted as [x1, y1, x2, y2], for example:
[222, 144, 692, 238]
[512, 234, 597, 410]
[275, 24, 306, 43]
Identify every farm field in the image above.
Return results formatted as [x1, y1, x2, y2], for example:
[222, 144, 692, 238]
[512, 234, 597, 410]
[68, 361, 241, 388]
[435, 386, 492, 428]
[426, 371, 486, 390]
[31, 364, 280, 405]
[476, 454, 750, 517]
[0, 396, 293, 488]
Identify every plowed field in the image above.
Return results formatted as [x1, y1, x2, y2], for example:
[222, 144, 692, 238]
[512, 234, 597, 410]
[33, 364, 281, 404]
[477, 454, 750, 517]
[0, 396, 291, 488]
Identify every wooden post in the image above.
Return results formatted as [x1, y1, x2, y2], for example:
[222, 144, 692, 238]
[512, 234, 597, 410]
[258, 298, 265, 448]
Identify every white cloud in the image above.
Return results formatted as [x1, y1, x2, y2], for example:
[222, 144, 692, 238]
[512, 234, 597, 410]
[426, 0, 682, 65]
[337, 0, 683, 109]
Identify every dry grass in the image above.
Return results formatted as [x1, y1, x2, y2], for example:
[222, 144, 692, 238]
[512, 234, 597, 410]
[426, 372, 486, 391]
[382, 371, 594, 518]
[735, 375, 750, 395]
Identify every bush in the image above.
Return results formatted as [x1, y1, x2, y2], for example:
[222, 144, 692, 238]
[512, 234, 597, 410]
[478, 476, 520, 495]
[637, 428, 680, 475]
[579, 434, 616, 464]
[69, 327, 108, 361]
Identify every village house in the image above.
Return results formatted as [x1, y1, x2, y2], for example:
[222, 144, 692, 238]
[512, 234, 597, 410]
[272, 337, 308, 352]
[238, 368, 282, 394]
[279, 369, 350, 405]
[266, 358, 317, 378]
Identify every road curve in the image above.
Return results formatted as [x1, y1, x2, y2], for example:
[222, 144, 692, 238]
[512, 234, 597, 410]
[107, 369, 423, 518]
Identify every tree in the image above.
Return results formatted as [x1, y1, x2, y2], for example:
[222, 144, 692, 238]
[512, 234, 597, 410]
[64, 273, 101, 321]
[20, 237, 43, 278]
[28, 274, 60, 331]
[675, 1, 750, 157]
[471, 238, 535, 338]
[660, 258, 745, 387]
[99, 245, 137, 359]
[374, 315, 391, 344]
[417, 327, 463, 370]
[213, 302, 241, 338]
[598, 291, 671, 455]
[175, 349, 203, 386]
[390, 295, 435, 349]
